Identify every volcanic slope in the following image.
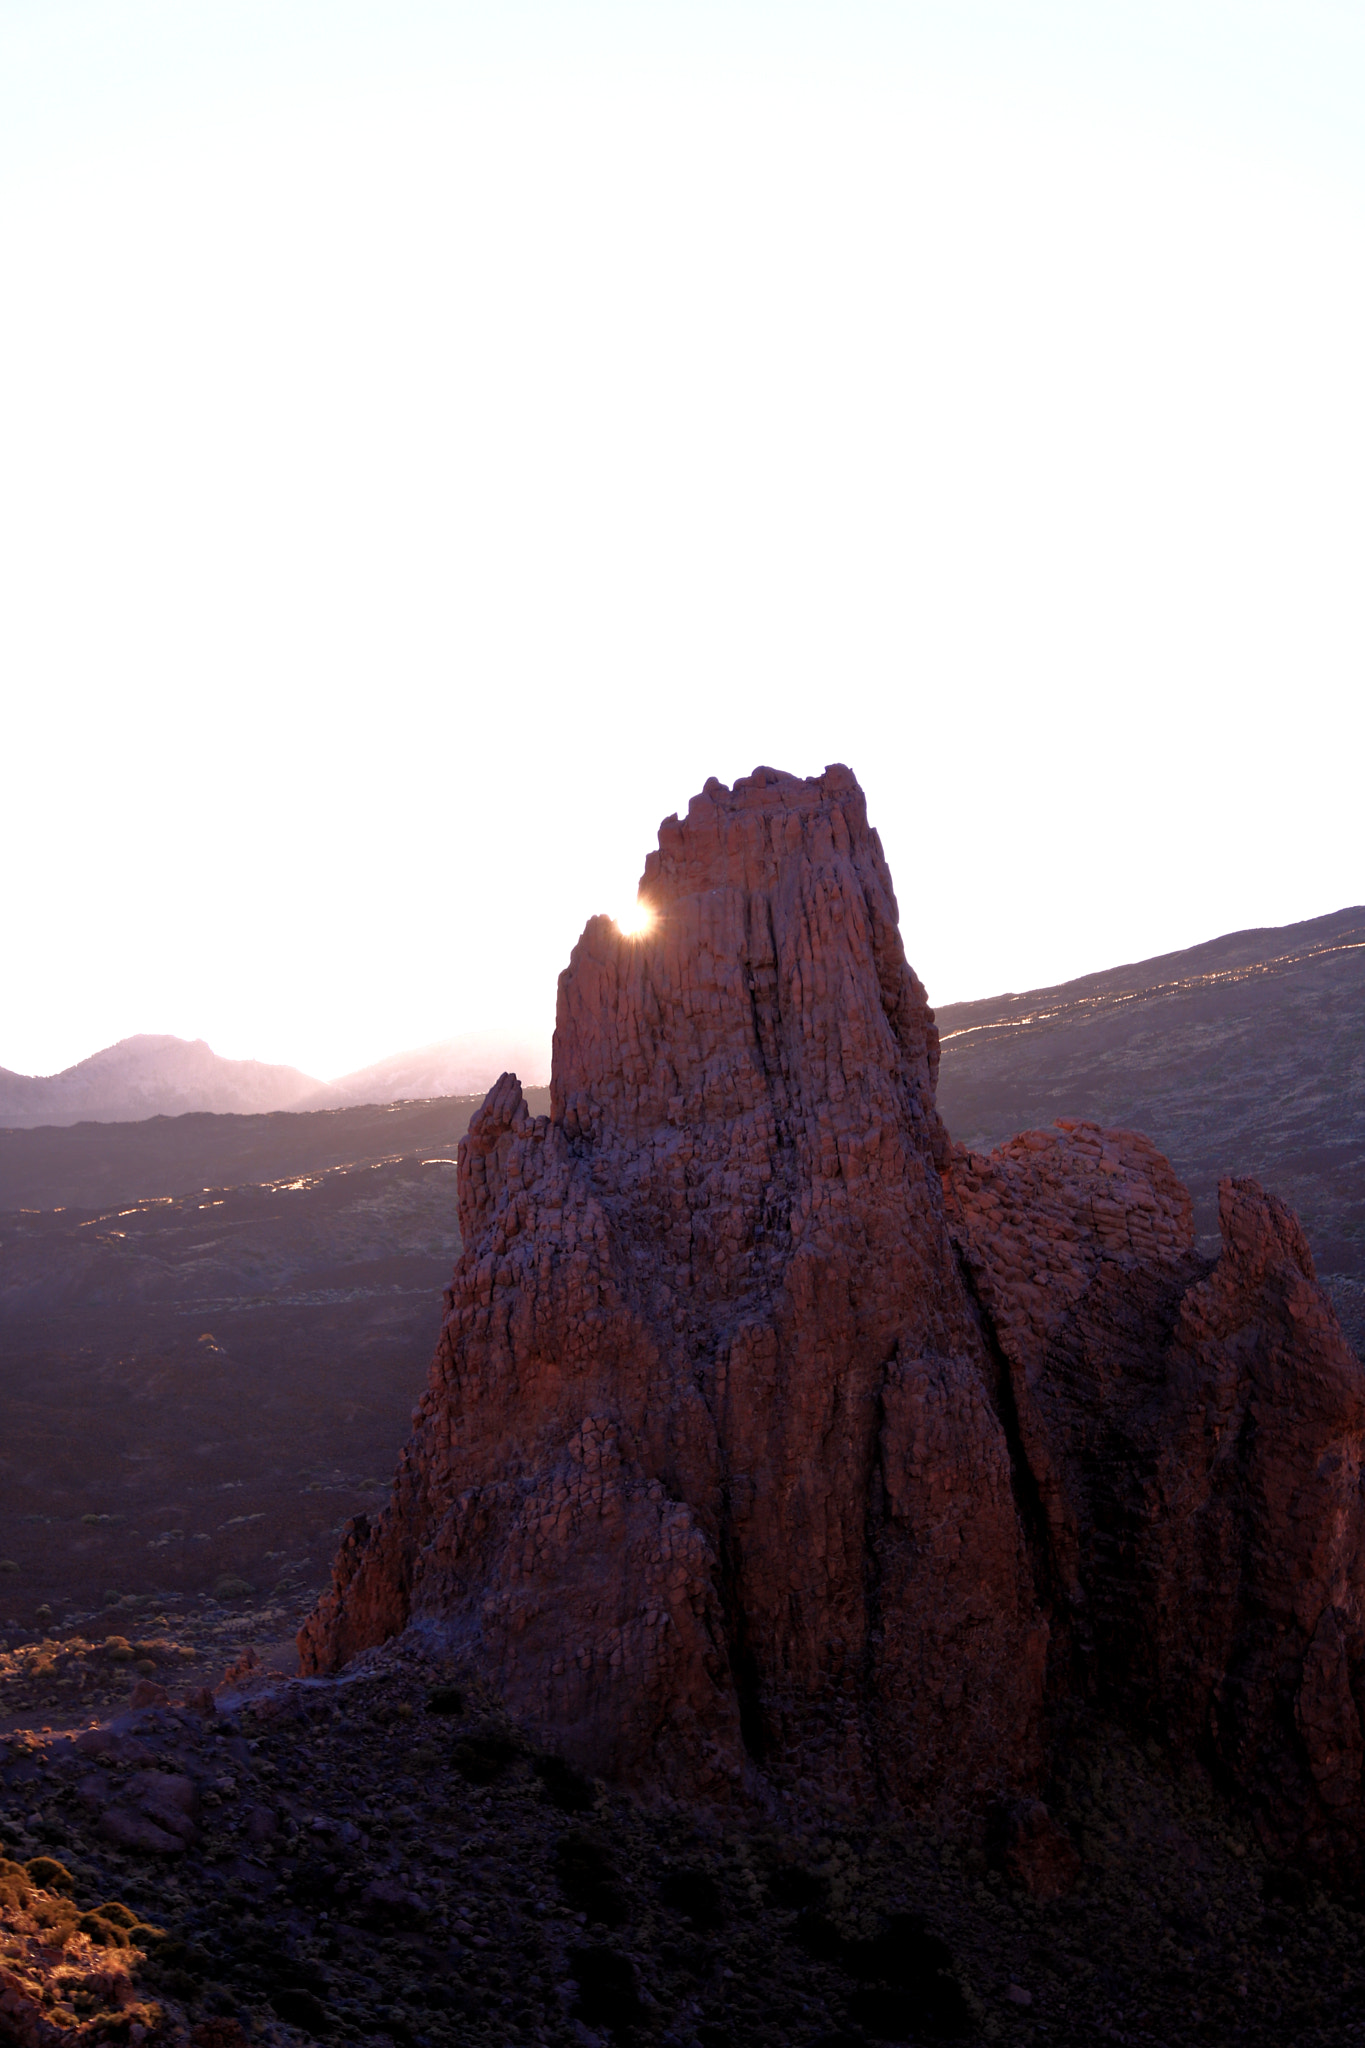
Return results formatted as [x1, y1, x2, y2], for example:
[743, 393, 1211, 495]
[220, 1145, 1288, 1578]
[0, 1093, 547, 1633]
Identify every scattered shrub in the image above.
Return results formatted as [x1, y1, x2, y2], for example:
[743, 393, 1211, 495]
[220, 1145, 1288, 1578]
[26, 1856, 76, 1895]
[795, 1907, 971, 2039]
[795, 1909, 847, 1963]
[135, 1658, 159, 1676]
[1263, 1867, 1309, 1909]
[569, 1945, 642, 2031]
[95, 1901, 142, 1929]
[767, 1863, 829, 1910]
[0, 1560, 18, 1576]
[848, 1986, 920, 2041]
[103, 1636, 134, 1664]
[451, 1734, 520, 1785]
[424, 1687, 465, 1716]
[534, 1753, 595, 1814]
[270, 1986, 330, 2034]
[553, 1834, 630, 1928]
[30, 1895, 78, 1935]
[78, 1910, 132, 1948]
[660, 1866, 725, 1930]
[213, 1576, 253, 1600]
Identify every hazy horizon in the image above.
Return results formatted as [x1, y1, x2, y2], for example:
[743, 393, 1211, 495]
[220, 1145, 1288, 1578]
[3, 889, 1359, 1089]
[4, 3, 1363, 1081]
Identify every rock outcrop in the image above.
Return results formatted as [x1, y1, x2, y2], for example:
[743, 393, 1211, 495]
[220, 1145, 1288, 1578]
[947, 1128, 1365, 1867]
[301, 766, 1365, 1865]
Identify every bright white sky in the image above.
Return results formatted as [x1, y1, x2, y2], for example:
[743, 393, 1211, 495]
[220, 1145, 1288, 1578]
[3, 1, 1363, 1083]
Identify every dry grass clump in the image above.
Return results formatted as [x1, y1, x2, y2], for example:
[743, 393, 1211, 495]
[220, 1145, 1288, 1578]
[131, 1639, 196, 1669]
[0, 1856, 33, 1912]
[0, 1858, 176, 2045]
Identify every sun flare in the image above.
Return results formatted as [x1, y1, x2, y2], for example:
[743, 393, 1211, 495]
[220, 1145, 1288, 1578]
[616, 899, 655, 939]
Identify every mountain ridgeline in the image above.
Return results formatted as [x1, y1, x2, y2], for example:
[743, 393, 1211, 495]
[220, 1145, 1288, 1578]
[0, 1032, 553, 1130]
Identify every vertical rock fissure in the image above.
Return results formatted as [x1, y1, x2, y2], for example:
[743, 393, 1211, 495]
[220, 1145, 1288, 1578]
[863, 1367, 893, 1802]
[949, 1241, 1067, 1664]
[715, 1482, 769, 1766]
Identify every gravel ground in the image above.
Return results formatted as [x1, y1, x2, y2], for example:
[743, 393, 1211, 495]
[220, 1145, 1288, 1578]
[7, 1630, 1365, 2046]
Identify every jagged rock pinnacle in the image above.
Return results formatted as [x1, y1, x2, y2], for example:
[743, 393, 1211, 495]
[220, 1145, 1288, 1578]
[302, 766, 1365, 1868]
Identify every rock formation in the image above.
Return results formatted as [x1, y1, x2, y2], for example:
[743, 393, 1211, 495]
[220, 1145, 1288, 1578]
[301, 766, 1365, 1866]
[946, 1128, 1365, 1867]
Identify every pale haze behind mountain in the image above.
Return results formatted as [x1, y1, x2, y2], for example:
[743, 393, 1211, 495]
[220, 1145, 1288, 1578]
[298, 1035, 553, 1112]
[0, 1031, 554, 1128]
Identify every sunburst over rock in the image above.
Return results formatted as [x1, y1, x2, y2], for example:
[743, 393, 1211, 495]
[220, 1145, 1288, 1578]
[301, 765, 1365, 1868]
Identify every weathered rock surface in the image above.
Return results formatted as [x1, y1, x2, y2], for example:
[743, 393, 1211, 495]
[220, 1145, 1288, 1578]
[302, 765, 1046, 1809]
[301, 766, 1365, 1863]
[947, 1126, 1365, 1867]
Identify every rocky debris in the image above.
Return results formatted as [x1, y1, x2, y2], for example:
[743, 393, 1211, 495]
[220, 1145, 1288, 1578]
[946, 1123, 1365, 1873]
[98, 1774, 199, 1857]
[990, 1799, 1081, 1903]
[0, 1604, 317, 1739]
[300, 765, 1365, 1874]
[0, 1633, 197, 1728]
[302, 765, 1048, 1811]
[5, 1646, 1365, 2045]
[219, 1649, 262, 1692]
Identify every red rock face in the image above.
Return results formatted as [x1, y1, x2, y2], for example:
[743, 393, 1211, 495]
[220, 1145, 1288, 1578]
[300, 766, 1046, 1809]
[946, 1125, 1365, 1867]
[301, 766, 1365, 1861]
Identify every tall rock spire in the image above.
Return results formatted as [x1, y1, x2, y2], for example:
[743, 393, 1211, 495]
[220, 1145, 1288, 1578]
[301, 765, 1365, 1868]
[300, 764, 1047, 1807]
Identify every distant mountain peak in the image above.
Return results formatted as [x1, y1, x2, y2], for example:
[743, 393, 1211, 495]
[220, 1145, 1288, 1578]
[0, 1035, 321, 1130]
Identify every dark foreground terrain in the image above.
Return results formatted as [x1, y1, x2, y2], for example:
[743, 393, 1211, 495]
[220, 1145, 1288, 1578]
[0, 1096, 547, 1637]
[0, 1097, 538, 1215]
[936, 905, 1365, 1354]
[7, 1639, 1365, 2047]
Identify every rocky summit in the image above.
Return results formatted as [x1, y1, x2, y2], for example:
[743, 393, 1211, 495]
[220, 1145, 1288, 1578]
[301, 766, 1365, 1874]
